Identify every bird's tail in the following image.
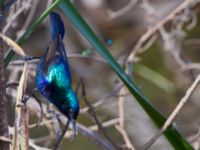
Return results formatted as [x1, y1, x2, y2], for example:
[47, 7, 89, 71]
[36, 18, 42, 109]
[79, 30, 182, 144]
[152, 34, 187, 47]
[49, 12, 68, 62]
[50, 12, 65, 40]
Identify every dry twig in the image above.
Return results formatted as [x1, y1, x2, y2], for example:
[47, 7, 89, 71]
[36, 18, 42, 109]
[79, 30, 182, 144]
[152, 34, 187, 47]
[142, 74, 200, 150]
[128, 0, 199, 63]
[108, 0, 137, 19]
[116, 86, 135, 150]
[80, 79, 120, 149]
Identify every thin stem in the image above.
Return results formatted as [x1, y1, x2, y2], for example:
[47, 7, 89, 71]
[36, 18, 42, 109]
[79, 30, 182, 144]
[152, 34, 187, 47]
[80, 79, 120, 149]
[53, 119, 70, 150]
[4, 0, 62, 67]
[0, 3, 9, 150]
[142, 74, 200, 150]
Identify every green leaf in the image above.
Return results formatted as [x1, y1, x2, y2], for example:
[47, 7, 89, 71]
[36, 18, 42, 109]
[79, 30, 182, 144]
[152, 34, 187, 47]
[4, 0, 62, 67]
[134, 64, 175, 93]
[59, 1, 193, 149]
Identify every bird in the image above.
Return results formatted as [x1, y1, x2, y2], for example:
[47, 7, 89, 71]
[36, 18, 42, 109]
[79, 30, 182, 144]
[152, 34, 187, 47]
[35, 12, 79, 144]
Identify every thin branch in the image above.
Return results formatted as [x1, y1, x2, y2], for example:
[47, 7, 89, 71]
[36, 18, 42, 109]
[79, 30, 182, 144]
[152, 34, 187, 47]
[9, 126, 52, 150]
[80, 79, 120, 149]
[6, 82, 19, 88]
[9, 89, 116, 150]
[59, 115, 116, 150]
[10, 54, 107, 66]
[80, 85, 122, 113]
[0, 8, 9, 150]
[128, 0, 199, 62]
[0, 136, 12, 143]
[3, 0, 32, 34]
[13, 62, 29, 150]
[181, 63, 200, 72]
[116, 86, 135, 150]
[16, 0, 39, 39]
[29, 139, 51, 150]
[118, 87, 126, 128]
[115, 125, 134, 150]
[88, 118, 120, 131]
[141, 73, 200, 150]
[108, 0, 137, 19]
[53, 119, 70, 150]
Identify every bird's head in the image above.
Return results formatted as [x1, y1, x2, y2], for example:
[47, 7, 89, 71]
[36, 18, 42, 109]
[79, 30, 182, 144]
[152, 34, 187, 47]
[65, 90, 79, 139]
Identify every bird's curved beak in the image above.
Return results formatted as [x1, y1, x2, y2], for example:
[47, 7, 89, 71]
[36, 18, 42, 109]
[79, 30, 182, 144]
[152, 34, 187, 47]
[71, 119, 77, 141]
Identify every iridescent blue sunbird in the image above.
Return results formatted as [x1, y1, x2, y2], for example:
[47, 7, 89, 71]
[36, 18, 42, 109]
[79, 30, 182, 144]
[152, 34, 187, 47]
[35, 12, 79, 138]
